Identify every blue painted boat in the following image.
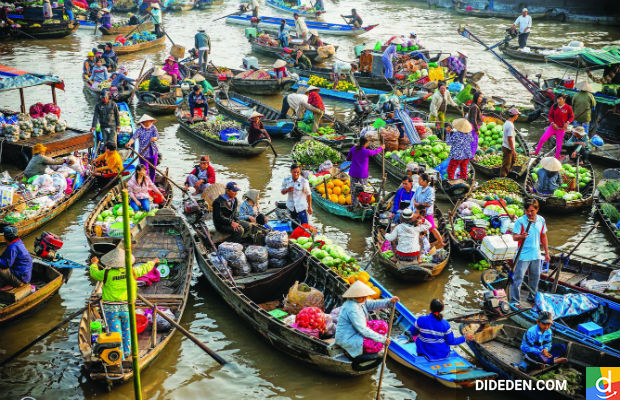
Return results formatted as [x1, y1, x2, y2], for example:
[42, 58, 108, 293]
[482, 268, 620, 359]
[115, 102, 139, 174]
[370, 276, 497, 388]
[226, 14, 378, 36]
[215, 91, 295, 137]
[265, 0, 325, 19]
[289, 76, 386, 103]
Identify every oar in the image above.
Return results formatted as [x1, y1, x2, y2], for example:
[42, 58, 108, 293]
[128, 59, 147, 104]
[137, 293, 227, 365]
[127, 147, 190, 194]
[548, 246, 619, 269]
[550, 221, 599, 293]
[375, 302, 396, 400]
[212, 8, 246, 22]
[0, 305, 88, 366]
[251, 138, 278, 157]
[492, 194, 515, 220]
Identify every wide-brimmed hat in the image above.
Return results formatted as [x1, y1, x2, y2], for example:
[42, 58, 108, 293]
[306, 85, 320, 93]
[522, 8, 528, 12]
[342, 281, 375, 299]
[572, 125, 586, 137]
[33, 143, 47, 154]
[243, 189, 260, 203]
[193, 73, 205, 82]
[401, 208, 414, 220]
[152, 67, 165, 77]
[575, 80, 593, 92]
[273, 59, 287, 68]
[128, 12, 134, 17]
[102, 8, 110, 13]
[138, 114, 157, 124]
[248, 111, 264, 120]
[151, 3, 160, 8]
[101, 247, 135, 269]
[309, 29, 319, 36]
[452, 118, 473, 133]
[457, 50, 468, 58]
[541, 157, 562, 172]
[391, 37, 404, 45]
[165, 55, 175, 63]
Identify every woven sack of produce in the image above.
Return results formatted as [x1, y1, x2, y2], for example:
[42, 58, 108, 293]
[250, 260, 269, 273]
[267, 245, 289, 259]
[268, 257, 288, 269]
[265, 230, 288, 248]
[283, 281, 325, 314]
[244, 245, 269, 263]
[380, 126, 399, 142]
[208, 252, 229, 273]
[398, 135, 410, 150]
[384, 139, 399, 152]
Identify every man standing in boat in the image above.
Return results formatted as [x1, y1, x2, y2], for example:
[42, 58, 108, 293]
[293, 13, 309, 39]
[0, 226, 33, 289]
[511, 8, 532, 49]
[500, 107, 520, 177]
[281, 163, 312, 225]
[91, 90, 120, 149]
[194, 28, 211, 74]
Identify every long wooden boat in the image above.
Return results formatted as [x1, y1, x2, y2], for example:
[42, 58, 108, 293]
[135, 65, 191, 114]
[191, 231, 383, 375]
[7, 20, 79, 39]
[524, 156, 595, 212]
[288, 65, 391, 91]
[594, 179, 620, 251]
[78, 210, 194, 385]
[369, 277, 497, 387]
[202, 65, 295, 95]
[500, 44, 555, 63]
[465, 324, 619, 400]
[482, 268, 620, 359]
[265, 0, 325, 19]
[372, 192, 451, 281]
[471, 130, 531, 178]
[0, 257, 72, 324]
[99, 21, 155, 35]
[454, 7, 551, 20]
[311, 185, 375, 221]
[248, 36, 336, 63]
[291, 114, 358, 151]
[84, 171, 174, 254]
[194, 0, 224, 9]
[82, 76, 133, 102]
[176, 107, 270, 156]
[227, 14, 378, 37]
[169, 0, 196, 11]
[215, 91, 295, 137]
[113, 36, 166, 55]
[588, 144, 620, 167]
[0, 172, 94, 244]
[289, 76, 385, 103]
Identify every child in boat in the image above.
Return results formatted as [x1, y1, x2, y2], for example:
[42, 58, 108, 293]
[384, 208, 430, 264]
[518, 311, 567, 371]
[239, 189, 268, 225]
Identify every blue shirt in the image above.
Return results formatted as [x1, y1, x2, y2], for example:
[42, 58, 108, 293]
[536, 168, 561, 194]
[392, 187, 414, 213]
[382, 44, 397, 61]
[188, 91, 208, 109]
[0, 239, 33, 283]
[334, 299, 391, 358]
[410, 185, 435, 215]
[111, 73, 134, 88]
[513, 215, 547, 262]
[410, 314, 465, 360]
[446, 130, 474, 160]
[521, 324, 552, 355]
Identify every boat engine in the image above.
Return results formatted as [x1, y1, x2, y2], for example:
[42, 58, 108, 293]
[481, 289, 511, 316]
[33, 232, 63, 260]
[182, 198, 205, 225]
[93, 332, 123, 366]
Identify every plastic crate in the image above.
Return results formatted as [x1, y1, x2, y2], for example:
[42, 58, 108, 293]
[577, 322, 603, 337]
[267, 220, 293, 233]
[268, 309, 288, 320]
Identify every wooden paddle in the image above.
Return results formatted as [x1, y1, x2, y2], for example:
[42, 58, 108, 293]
[128, 59, 147, 104]
[548, 246, 619, 269]
[127, 147, 189, 194]
[550, 221, 599, 293]
[375, 302, 396, 400]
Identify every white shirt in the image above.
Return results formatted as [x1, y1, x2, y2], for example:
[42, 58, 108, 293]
[295, 17, 309, 37]
[332, 61, 352, 75]
[514, 14, 532, 34]
[251, 0, 259, 9]
[502, 120, 515, 150]
[286, 93, 310, 112]
[281, 175, 311, 212]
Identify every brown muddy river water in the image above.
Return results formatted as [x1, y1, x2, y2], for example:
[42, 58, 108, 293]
[1, 1, 619, 399]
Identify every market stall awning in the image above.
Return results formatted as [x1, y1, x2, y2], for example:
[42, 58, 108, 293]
[546, 47, 620, 70]
[0, 64, 65, 92]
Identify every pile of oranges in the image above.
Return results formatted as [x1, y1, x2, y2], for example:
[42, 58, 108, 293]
[315, 178, 353, 205]
[346, 270, 382, 299]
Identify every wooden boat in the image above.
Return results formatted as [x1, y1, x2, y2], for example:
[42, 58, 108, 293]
[0, 257, 72, 324]
[176, 107, 270, 157]
[594, 178, 620, 251]
[265, 0, 325, 19]
[113, 36, 166, 55]
[215, 91, 295, 137]
[465, 324, 619, 399]
[524, 157, 595, 212]
[135, 65, 192, 115]
[481, 268, 620, 359]
[169, 0, 196, 11]
[372, 192, 451, 281]
[500, 44, 556, 63]
[311, 186, 374, 221]
[0, 171, 94, 244]
[194, 0, 224, 9]
[78, 210, 194, 385]
[454, 7, 551, 20]
[226, 14, 378, 37]
[289, 76, 386, 103]
[84, 171, 174, 254]
[369, 277, 497, 387]
[288, 65, 391, 91]
[291, 114, 358, 151]
[588, 144, 620, 167]
[202, 65, 295, 95]
[99, 21, 155, 35]
[248, 36, 336, 63]
[82, 76, 133, 102]
[8, 20, 79, 40]
[471, 130, 531, 178]
[192, 232, 383, 375]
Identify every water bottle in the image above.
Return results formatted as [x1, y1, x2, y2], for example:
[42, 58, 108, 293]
[541, 261, 549, 273]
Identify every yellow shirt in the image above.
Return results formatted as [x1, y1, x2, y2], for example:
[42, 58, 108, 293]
[95, 150, 123, 173]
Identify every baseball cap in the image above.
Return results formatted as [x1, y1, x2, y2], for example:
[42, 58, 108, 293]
[226, 182, 240, 192]
[537, 311, 553, 324]
[508, 107, 521, 116]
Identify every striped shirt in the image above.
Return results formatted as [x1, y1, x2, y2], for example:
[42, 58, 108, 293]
[410, 314, 465, 360]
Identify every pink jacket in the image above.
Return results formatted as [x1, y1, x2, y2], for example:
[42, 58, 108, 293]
[163, 63, 181, 79]
[127, 175, 158, 200]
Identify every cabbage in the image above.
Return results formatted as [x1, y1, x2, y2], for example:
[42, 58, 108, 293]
[554, 189, 566, 198]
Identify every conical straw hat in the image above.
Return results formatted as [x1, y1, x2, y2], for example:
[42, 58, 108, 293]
[342, 280, 376, 298]
[540, 157, 562, 172]
[101, 247, 135, 269]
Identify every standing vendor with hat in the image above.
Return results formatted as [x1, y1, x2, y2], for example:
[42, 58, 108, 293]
[0, 226, 33, 289]
[501, 107, 520, 177]
[535, 157, 562, 194]
[24, 144, 65, 179]
[511, 8, 532, 49]
[212, 182, 248, 243]
[149, 67, 170, 94]
[194, 28, 211, 74]
[273, 59, 289, 83]
[184, 156, 215, 194]
[565, 125, 590, 163]
[382, 37, 402, 80]
[335, 281, 399, 361]
[247, 112, 271, 145]
[446, 118, 474, 180]
[571, 80, 596, 134]
[126, 114, 160, 181]
[150, 2, 162, 37]
[90, 250, 158, 359]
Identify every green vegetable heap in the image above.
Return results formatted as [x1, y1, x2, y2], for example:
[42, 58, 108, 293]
[536, 367, 583, 397]
[598, 180, 620, 202]
[384, 135, 450, 169]
[531, 162, 592, 201]
[474, 153, 528, 169]
[190, 119, 241, 140]
[289, 236, 361, 278]
[291, 140, 344, 167]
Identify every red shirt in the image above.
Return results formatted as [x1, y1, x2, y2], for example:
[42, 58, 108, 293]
[307, 91, 324, 111]
[548, 103, 574, 126]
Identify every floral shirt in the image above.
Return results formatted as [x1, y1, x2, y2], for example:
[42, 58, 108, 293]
[132, 125, 159, 157]
[446, 130, 474, 160]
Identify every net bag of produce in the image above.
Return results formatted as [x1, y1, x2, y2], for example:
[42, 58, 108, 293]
[267, 246, 289, 260]
[295, 307, 327, 333]
[265, 230, 288, 249]
[208, 252, 229, 274]
[218, 241, 243, 258]
[268, 258, 288, 269]
[362, 319, 388, 353]
[283, 281, 325, 314]
[218, 242, 250, 276]
[250, 260, 269, 273]
[244, 245, 268, 263]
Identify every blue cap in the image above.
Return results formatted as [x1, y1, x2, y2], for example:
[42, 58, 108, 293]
[226, 182, 240, 192]
[3, 225, 18, 238]
[410, 31, 416, 37]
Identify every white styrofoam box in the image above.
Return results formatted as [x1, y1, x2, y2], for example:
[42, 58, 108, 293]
[501, 234, 519, 259]
[481, 235, 508, 261]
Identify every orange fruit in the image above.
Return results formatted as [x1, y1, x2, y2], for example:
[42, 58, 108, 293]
[317, 185, 326, 194]
[357, 271, 370, 283]
[342, 186, 350, 195]
[326, 181, 335, 189]
[347, 276, 356, 284]
[346, 195, 352, 205]
[338, 194, 346, 205]
[371, 196, 376, 203]
[333, 179, 344, 187]
[333, 186, 342, 196]
[321, 193, 326, 198]
[329, 194, 339, 203]
[371, 286, 381, 299]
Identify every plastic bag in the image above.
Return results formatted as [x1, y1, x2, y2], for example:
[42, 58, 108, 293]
[218, 241, 244, 258]
[208, 252, 229, 274]
[282, 281, 325, 314]
[268, 258, 289, 269]
[265, 230, 288, 248]
[251, 260, 269, 273]
[267, 246, 289, 259]
[244, 245, 268, 263]
[363, 319, 388, 353]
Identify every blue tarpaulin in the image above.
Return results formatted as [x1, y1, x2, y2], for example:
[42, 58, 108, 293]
[0, 64, 64, 92]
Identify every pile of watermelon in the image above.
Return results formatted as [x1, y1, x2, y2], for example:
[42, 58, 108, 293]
[384, 134, 450, 168]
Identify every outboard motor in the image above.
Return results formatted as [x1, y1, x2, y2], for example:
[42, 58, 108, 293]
[34, 232, 63, 260]
[481, 289, 511, 316]
[183, 198, 206, 225]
